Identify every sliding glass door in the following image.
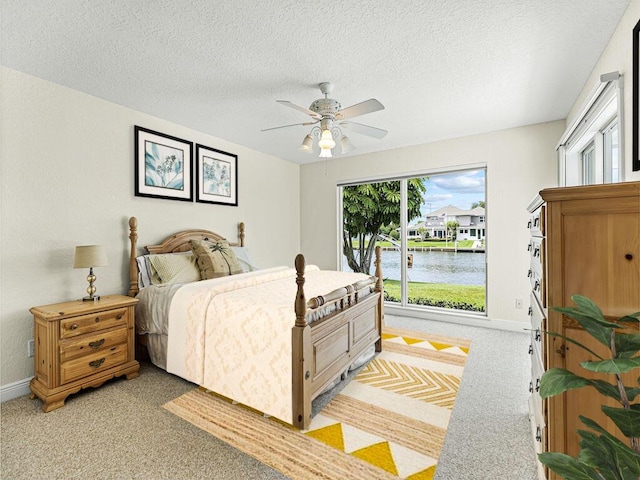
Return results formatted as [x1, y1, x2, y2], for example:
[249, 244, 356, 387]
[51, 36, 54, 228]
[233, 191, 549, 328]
[341, 168, 486, 314]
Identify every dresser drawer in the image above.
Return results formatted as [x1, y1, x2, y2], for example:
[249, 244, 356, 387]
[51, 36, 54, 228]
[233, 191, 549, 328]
[528, 237, 545, 277]
[60, 343, 128, 384]
[528, 268, 546, 308]
[528, 205, 545, 237]
[59, 326, 128, 362]
[60, 307, 128, 339]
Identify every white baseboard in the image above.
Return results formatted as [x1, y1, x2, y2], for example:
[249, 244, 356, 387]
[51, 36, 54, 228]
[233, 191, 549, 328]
[385, 304, 529, 333]
[1, 377, 32, 403]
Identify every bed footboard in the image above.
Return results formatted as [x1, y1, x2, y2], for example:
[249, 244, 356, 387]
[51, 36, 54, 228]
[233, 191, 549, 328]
[292, 247, 384, 429]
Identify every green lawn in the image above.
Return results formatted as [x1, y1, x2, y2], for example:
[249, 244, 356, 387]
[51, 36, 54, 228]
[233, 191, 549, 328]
[383, 279, 486, 312]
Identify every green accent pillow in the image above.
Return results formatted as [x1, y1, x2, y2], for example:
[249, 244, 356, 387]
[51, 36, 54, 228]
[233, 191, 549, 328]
[190, 239, 243, 279]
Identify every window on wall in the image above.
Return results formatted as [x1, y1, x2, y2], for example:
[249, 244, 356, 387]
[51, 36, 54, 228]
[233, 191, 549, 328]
[581, 142, 595, 185]
[340, 167, 487, 315]
[558, 73, 624, 186]
[603, 119, 619, 183]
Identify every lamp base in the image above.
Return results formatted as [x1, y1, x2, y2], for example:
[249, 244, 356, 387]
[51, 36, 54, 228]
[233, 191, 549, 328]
[82, 295, 100, 302]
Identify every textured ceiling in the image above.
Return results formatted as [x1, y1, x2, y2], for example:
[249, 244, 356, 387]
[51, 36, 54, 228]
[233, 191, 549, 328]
[1, 0, 631, 164]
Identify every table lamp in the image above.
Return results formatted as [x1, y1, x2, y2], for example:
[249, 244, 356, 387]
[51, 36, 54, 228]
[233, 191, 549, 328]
[73, 245, 108, 301]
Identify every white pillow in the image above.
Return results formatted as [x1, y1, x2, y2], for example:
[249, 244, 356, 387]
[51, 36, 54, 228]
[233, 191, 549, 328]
[231, 246, 258, 272]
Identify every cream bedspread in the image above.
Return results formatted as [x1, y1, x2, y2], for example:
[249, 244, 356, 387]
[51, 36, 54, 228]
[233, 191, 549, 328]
[164, 266, 374, 425]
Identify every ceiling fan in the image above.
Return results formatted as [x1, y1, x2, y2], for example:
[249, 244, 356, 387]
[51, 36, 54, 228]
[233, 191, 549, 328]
[262, 82, 387, 158]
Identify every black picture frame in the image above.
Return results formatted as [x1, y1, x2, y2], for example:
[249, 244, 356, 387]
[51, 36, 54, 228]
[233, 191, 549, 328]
[195, 144, 238, 206]
[134, 126, 194, 202]
[633, 19, 640, 171]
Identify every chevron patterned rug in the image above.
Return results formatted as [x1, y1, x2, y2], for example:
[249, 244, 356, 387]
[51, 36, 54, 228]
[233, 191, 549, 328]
[164, 326, 469, 480]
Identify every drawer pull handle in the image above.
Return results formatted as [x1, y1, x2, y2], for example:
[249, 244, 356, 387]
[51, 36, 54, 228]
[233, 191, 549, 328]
[116, 314, 123, 320]
[535, 379, 540, 392]
[89, 339, 105, 349]
[528, 306, 533, 316]
[528, 344, 533, 355]
[527, 220, 532, 229]
[95, 317, 100, 323]
[70, 324, 78, 330]
[527, 269, 532, 278]
[534, 247, 540, 257]
[89, 358, 105, 368]
[529, 381, 533, 393]
[625, 254, 633, 261]
[534, 281, 540, 291]
[535, 329, 541, 341]
[533, 217, 539, 226]
[527, 243, 532, 251]
[536, 427, 542, 442]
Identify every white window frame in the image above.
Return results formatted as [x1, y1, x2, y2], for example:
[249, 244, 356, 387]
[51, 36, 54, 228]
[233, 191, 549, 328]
[557, 72, 624, 186]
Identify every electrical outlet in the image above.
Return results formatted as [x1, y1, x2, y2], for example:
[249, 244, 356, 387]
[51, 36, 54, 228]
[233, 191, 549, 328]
[515, 298, 523, 309]
[27, 339, 35, 357]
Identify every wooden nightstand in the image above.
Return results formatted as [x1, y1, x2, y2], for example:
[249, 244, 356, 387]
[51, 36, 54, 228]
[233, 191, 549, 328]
[29, 294, 140, 412]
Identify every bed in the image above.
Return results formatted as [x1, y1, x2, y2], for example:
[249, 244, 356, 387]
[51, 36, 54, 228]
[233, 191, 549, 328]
[127, 217, 383, 429]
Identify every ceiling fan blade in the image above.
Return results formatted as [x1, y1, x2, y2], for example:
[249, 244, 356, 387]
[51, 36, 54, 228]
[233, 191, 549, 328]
[335, 99, 384, 121]
[276, 100, 322, 119]
[261, 121, 318, 132]
[340, 121, 388, 139]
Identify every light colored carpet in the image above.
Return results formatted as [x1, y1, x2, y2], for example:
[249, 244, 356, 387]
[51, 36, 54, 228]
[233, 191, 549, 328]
[1, 314, 537, 479]
[164, 327, 470, 479]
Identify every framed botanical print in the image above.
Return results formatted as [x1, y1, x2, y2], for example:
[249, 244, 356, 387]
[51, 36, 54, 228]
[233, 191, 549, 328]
[195, 144, 238, 206]
[134, 126, 193, 202]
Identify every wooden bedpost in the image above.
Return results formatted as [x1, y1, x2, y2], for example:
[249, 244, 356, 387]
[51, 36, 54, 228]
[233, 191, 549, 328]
[374, 246, 384, 352]
[128, 217, 139, 297]
[238, 222, 245, 247]
[292, 254, 311, 429]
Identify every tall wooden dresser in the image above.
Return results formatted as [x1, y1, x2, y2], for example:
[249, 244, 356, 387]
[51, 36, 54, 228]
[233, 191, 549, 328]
[527, 181, 640, 479]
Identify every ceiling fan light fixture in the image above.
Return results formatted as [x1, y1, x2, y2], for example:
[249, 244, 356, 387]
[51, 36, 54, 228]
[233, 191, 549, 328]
[299, 134, 314, 153]
[318, 129, 335, 150]
[340, 135, 354, 154]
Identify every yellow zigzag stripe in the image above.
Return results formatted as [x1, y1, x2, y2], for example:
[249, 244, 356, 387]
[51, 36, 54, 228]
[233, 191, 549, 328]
[355, 358, 461, 409]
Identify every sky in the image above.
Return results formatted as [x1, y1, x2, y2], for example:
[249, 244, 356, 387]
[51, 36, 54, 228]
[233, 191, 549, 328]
[419, 169, 485, 217]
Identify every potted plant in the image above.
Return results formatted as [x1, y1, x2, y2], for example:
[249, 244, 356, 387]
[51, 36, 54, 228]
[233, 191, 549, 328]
[538, 294, 640, 479]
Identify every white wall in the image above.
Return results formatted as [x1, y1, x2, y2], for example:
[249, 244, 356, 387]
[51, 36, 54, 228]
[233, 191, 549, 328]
[566, 0, 640, 182]
[0, 67, 301, 386]
[300, 121, 564, 325]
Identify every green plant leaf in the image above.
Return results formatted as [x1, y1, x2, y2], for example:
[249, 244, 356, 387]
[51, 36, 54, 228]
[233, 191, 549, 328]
[602, 405, 640, 438]
[615, 333, 640, 358]
[618, 313, 640, 324]
[579, 416, 640, 478]
[537, 452, 602, 479]
[577, 431, 626, 480]
[554, 307, 618, 348]
[540, 368, 591, 399]
[587, 379, 640, 403]
[571, 294, 607, 321]
[581, 358, 640, 375]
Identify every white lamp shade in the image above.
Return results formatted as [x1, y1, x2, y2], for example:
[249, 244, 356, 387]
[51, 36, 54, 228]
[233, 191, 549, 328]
[319, 147, 333, 158]
[299, 134, 314, 153]
[340, 135, 355, 154]
[318, 129, 336, 150]
[73, 245, 108, 268]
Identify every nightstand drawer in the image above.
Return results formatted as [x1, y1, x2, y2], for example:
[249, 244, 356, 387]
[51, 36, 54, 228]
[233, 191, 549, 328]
[60, 327, 128, 362]
[60, 307, 128, 339]
[60, 344, 127, 384]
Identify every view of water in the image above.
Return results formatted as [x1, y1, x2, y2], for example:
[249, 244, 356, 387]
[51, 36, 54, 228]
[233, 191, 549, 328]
[346, 249, 486, 286]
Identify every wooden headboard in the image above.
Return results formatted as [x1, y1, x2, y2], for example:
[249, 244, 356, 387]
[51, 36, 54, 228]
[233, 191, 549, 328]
[127, 216, 245, 297]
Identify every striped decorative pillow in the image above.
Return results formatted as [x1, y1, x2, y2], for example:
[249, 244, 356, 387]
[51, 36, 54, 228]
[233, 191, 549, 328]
[148, 252, 201, 285]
